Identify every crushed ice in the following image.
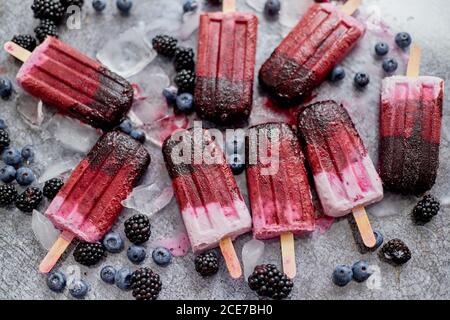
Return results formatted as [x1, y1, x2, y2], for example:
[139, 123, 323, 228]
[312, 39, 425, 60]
[38, 157, 79, 183]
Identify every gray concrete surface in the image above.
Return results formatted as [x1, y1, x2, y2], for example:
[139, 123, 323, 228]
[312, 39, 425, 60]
[0, 0, 449, 300]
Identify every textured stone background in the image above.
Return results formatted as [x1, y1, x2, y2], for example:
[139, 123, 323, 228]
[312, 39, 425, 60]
[0, 0, 449, 300]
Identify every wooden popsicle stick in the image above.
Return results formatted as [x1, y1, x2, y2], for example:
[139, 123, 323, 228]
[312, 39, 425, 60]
[223, 0, 236, 13]
[352, 206, 376, 248]
[219, 237, 242, 279]
[406, 44, 422, 77]
[39, 231, 75, 274]
[341, 0, 362, 16]
[4, 41, 31, 62]
[280, 232, 296, 279]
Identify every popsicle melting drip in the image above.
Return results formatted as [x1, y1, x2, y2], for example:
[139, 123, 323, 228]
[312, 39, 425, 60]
[162, 129, 252, 253]
[379, 76, 444, 195]
[246, 123, 315, 240]
[298, 101, 383, 218]
[195, 12, 258, 124]
[15, 37, 133, 129]
[259, 3, 365, 105]
[46, 131, 150, 243]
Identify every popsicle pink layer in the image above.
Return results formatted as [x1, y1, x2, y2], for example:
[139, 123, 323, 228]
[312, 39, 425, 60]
[163, 129, 252, 253]
[259, 3, 365, 104]
[379, 76, 444, 195]
[46, 131, 150, 242]
[16, 37, 133, 129]
[298, 101, 383, 218]
[246, 123, 315, 240]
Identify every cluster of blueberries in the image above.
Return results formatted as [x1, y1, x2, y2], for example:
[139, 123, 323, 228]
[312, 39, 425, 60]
[329, 32, 413, 88]
[91, 0, 133, 13]
[47, 231, 172, 298]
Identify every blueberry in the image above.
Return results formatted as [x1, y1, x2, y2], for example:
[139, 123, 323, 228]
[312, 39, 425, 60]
[395, 32, 412, 49]
[119, 119, 133, 134]
[92, 0, 107, 11]
[382, 58, 398, 73]
[183, 0, 198, 13]
[163, 86, 178, 105]
[0, 77, 13, 100]
[226, 133, 245, 155]
[3, 148, 21, 166]
[352, 260, 372, 283]
[375, 42, 389, 56]
[332, 265, 353, 287]
[264, 0, 281, 16]
[373, 230, 384, 249]
[228, 154, 246, 175]
[115, 267, 132, 290]
[116, 0, 133, 13]
[152, 247, 173, 267]
[127, 245, 147, 264]
[354, 72, 370, 88]
[176, 93, 194, 113]
[100, 265, 117, 284]
[0, 119, 6, 129]
[102, 232, 124, 253]
[46, 271, 66, 293]
[69, 279, 89, 299]
[130, 129, 146, 143]
[329, 65, 346, 82]
[16, 167, 35, 186]
[21, 145, 34, 163]
[0, 165, 16, 183]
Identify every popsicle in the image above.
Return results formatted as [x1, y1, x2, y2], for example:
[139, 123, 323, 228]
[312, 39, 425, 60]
[246, 123, 315, 278]
[194, 0, 258, 124]
[162, 128, 252, 278]
[39, 131, 150, 273]
[259, 0, 365, 105]
[379, 44, 444, 195]
[4, 37, 133, 130]
[298, 101, 382, 247]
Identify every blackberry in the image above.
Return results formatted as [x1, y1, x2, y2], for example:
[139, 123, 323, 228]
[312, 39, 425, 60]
[380, 239, 411, 266]
[11, 35, 37, 52]
[412, 195, 440, 223]
[124, 214, 151, 244]
[35, 19, 59, 43]
[152, 35, 178, 58]
[31, 0, 65, 24]
[0, 129, 10, 150]
[0, 184, 18, 207]
[248, 264, 293, 300]
[174, 47, 195, 72]
[15, 187, 43, 213]
[60, 0, 85, 9]
[174, 69, 195, 93]
[43, 178, 64, 199]
[130, 267, 162, 300]
[195, 251, 219, 276]
[73, 242, 106, 266]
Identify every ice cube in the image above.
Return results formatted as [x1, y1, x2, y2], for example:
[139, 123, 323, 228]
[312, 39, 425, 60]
[48, 114, 101, 153]
[97, 27, 157, 78]
[16, 94, 46, 127]
[122, 181, 174, 217]
[366, 265, 382, 290]
[242, 239, 265, 280]
[130, 97, 169, 126]
[246, 0, 265, 12]
[178, 2, 202, 40]
[368, 192, 413, 218]
[38, 158, 79, 183]
[31, 210, 61, 251]
[129, 66, 170, 99]
[144, 114, 189, 148]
